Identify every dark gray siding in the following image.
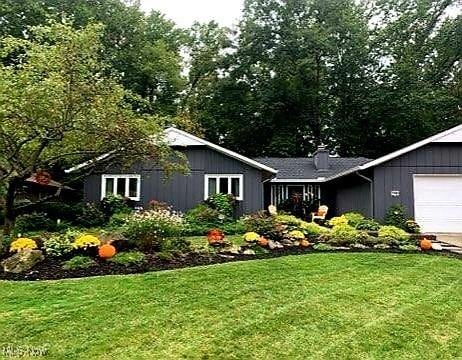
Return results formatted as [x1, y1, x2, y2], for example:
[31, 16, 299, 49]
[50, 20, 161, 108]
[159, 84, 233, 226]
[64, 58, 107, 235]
[84, 146, 266, 215]
[373, 143, 462, 220]
[333, 175, 372, 217]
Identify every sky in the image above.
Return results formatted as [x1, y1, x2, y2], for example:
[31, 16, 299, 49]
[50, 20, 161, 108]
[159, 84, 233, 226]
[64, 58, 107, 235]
[140, 0, 245, 28]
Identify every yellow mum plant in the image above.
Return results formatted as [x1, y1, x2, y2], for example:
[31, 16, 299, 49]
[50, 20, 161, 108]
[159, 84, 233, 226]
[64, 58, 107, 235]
[10, 238, 37, 252]
[73, 235, 101, 249]
[288, 230, 305, 240]
[243, 232, 260, 242]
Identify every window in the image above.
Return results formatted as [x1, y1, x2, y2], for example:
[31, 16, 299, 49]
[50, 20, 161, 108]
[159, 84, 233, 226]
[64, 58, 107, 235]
[205, 175, 243, 200]
[101, 174, 141, 201]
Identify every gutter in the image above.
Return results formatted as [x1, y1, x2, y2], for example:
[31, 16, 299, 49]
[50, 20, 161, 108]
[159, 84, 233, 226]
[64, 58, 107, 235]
[355, 171, 374, 218]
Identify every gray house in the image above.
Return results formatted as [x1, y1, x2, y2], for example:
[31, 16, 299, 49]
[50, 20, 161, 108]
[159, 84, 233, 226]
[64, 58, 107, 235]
[75, 124, 462, 233]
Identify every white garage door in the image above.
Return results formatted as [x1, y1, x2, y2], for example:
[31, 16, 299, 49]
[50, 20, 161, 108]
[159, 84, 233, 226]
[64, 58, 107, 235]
[414, 175, 462, 233]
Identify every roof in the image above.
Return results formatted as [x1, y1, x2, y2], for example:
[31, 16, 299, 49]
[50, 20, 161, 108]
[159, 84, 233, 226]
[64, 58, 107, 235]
[254, 157, 371, 182]
[66, 127, 278, 174]
[358, 123, 462, 170]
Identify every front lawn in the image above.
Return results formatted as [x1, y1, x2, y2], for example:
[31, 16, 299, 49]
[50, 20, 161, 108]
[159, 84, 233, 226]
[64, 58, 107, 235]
[1, 253, 461, 359]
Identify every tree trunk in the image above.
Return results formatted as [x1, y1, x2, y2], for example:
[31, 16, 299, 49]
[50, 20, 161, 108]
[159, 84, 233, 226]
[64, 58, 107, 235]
[3, 178, 19, 235]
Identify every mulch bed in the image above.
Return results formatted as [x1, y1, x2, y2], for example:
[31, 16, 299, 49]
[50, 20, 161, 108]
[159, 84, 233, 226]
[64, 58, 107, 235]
[1, 247, 460, 281]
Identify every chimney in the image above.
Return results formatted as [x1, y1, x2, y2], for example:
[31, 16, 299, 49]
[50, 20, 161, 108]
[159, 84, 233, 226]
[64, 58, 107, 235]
[314, 145, 329, 171]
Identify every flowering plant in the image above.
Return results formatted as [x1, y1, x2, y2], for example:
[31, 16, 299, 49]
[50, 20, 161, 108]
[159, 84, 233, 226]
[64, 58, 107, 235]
[243, 232, 260, 242]
[10, 238, 37, 252]
[73, 235, 101, 249]
[122, 209, 184, 250]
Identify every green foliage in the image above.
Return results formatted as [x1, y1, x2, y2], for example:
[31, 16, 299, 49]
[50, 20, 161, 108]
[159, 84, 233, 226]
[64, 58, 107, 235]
[161, 237, 191, 254]
[312, 243, 334, 251]
[14, 212, 56, 234]
[399, 244, 420, 251]
[385, 205, 408, 229]
[108, 212, 130, 228]
[378, 226, 410, 243]
[328, 216, 349, 227]
[62, 256, 97, 270]
[274, 214, 302, 227]
[185, 204, 220, 224]
[299, 222, 330, 237]
[204, 193, 235, 219]
[43, 230, 82, 258]
[328, 224, 359, 246]
[108, 251, 146, 267]
[100, 195, 133, 218]
[76, 203, 106, 228]
[405, 220, 421, 234]
[242, 212, 277, 235]
[343, 212, 365, 228]
[356, 218, 381, 232]
[122, 209, 184, 251]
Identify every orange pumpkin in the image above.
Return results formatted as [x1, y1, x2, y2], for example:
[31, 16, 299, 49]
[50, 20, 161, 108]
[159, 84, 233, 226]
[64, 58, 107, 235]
[420, 239, 432, 251]
[299, 239, 310, 248]
[258, 236, 269, 247]
[98, 244, 116, 259]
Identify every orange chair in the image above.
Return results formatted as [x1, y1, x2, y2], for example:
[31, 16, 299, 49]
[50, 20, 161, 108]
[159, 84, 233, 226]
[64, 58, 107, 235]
[312, 205, 328, 223]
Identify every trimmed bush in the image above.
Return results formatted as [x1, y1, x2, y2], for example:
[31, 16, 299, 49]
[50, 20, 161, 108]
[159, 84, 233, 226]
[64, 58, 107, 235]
[328, 224, 358, 246]
[378, 225, 410, 243]
[299, 221, 330, 237]
[405, 220, 421, 234]
[62, 256, 97, 270]
[108, 251, 146, 266]
[242, 212, 277, 235]
[204, 193, 235, 219]
[328, 215, 348, 227]
[343, 212, 365, 227]
[356, 218, 381, 231]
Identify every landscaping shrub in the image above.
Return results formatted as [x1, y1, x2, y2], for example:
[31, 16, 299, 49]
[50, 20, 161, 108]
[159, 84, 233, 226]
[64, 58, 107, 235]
[328, 215, 348, 227]
[100, 194, 133, 218]
[274, 214, 302, 227]
[343, 212, 365, 227]
[161, 236, 191, 254]
[108, 212, 130, 228]
[405, 220, 421, 234]
[204, 193, 236, 219]
[62, 256, 97, 270]
[221, 220, 246, 235]
[378, 225, 410, 243]
[399, 244, 420, 251]
[108, 251, 146, 266]
[76, 203, 106, 228]
[38, 201, 83, 223]
[313, 243, 334, 251]
[122, 209, 184, 251]
[328, 224, 358, 246]
[299, 221, 330, 237]
[43, 229, 82, 257]
[355, 232, 381, 246]
[384, 204, 407, 229]
[242, 211, 277, 235]
[185, 204, 220, 223]
[14, 212, 56, 233]
[356, 218, 381, 231]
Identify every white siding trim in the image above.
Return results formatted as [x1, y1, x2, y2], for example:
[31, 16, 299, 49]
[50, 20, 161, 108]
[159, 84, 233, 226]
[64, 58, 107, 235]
[204, 174, 244, 201]
[101, 174, 141, 201]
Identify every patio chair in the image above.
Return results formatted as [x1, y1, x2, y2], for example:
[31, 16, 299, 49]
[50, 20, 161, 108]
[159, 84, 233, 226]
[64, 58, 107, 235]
[311, 205, 328, 223]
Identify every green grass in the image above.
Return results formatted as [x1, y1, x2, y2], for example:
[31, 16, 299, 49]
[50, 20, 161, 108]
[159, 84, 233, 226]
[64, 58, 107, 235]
[0, 253, 461, 359]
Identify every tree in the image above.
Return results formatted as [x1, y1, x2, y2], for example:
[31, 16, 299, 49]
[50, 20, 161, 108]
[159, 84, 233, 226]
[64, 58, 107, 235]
[0, 21, 183, 233]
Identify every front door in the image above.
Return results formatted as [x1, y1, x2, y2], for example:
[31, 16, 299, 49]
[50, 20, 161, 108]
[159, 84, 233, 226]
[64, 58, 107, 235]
[287, 185, 304, 202]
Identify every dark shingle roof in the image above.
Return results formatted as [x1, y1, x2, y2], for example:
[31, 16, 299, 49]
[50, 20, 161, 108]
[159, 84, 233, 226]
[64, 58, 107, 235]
[254, 157, 371, 181]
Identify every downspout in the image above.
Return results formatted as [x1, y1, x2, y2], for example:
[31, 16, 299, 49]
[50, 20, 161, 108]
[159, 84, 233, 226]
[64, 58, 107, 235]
[355, 171, 374, 218]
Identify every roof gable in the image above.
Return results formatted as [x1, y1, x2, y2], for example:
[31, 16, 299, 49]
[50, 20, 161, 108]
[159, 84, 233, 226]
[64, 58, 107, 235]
[359, 123, 462, 170]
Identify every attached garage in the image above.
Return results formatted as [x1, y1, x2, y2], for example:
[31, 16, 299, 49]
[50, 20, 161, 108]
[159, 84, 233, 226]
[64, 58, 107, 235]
[413, 175, 462, 233]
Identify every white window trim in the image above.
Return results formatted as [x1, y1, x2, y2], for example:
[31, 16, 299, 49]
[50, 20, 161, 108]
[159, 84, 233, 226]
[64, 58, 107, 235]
[101, 174, 141, 201]
[204, 174, 244, 201]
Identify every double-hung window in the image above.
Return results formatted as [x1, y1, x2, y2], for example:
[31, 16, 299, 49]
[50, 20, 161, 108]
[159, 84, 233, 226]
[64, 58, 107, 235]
[101, 174, 141, 201]
[204, 174, 243, 201]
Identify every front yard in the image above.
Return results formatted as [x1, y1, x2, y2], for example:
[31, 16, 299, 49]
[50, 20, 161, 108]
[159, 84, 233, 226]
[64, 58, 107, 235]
[1, 253, 461, 359]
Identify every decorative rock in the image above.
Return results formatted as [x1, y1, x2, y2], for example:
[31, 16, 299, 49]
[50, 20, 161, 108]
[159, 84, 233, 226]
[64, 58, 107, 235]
[282, 239, 294, 247]
[220, 245, 241, 255]
[243, 249, 256, 256]
[2, 249, 44, 274]
[217, 254, 235, 259]
[267, 240, 284, 250]
[351, 243, 367, 249]
[431, 243, 443, 251]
